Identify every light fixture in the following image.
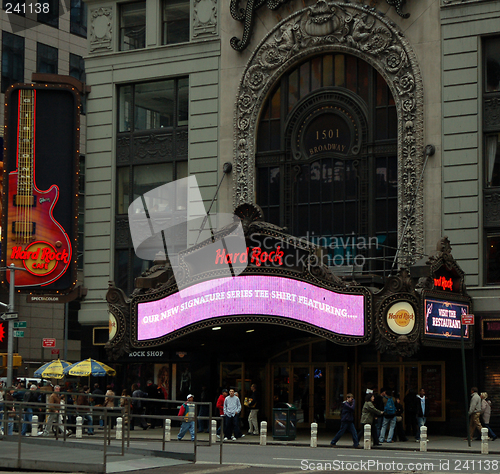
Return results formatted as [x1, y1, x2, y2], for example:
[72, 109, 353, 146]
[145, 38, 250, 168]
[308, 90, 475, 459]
[212, 327, 221, 331]
[246, 329, 255, 333]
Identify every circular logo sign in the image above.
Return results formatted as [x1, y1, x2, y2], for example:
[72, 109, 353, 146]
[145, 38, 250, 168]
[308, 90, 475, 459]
[109, 312, 118, 341]
[23, 241, 59, 276]
[386, 301, 416, 335]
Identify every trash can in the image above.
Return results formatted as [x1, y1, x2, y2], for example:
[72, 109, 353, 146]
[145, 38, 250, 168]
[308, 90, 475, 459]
[272, 403, 297, 440]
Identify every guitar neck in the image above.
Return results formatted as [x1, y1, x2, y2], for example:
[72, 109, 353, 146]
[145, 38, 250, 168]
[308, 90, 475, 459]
[17, 89, 35, 204]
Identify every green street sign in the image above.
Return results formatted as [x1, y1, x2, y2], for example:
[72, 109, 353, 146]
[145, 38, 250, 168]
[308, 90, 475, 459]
[14, 321, 27, 328]
[13, 330, 24, 338]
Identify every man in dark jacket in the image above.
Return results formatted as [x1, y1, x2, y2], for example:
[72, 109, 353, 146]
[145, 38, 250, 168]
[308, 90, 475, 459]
[330, 393, 358, 448]
[415, 388, 429, 441]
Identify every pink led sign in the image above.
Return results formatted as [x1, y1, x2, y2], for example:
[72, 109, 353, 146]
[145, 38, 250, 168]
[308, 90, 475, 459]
[137, 275, 365, 340]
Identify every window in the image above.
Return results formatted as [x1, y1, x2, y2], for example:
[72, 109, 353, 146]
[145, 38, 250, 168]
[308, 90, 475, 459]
[2, 0, 25, 16]
[70, 0, 87, 37]
[120, 1, 146, 51]
[37, 43, 58, 74]
[1, 32, 24, 93]
[38, 0, 58, 27]
[118, 78, 189, 132]
[162, 0, 190, 45]
[116, 78, 189, 294]
[256, 53, 398, 277]
[484, 37, 500, 284]
[70, 53, 86, 113]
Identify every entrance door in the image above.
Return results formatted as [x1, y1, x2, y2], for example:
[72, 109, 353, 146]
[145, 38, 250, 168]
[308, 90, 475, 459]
[292, 366, 310, 425]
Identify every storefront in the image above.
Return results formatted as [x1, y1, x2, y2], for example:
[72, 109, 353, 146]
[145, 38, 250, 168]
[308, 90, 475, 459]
[106, 205, 473, 433]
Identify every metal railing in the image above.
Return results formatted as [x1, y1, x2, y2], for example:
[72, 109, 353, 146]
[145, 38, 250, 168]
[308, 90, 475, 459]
[0, 390, 224, 470]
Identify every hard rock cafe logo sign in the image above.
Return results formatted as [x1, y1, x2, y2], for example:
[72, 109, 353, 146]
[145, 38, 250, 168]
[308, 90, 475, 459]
[386, 301, 416, 335]
[434, 276, 453, 291]
[10, 241, 70, 276]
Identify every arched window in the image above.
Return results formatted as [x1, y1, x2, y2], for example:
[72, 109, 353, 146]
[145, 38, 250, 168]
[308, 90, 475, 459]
[256, 53, 397, 276]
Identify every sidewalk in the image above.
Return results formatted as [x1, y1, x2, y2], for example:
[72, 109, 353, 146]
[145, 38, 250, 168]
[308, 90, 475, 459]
[113, 427, 500, 454]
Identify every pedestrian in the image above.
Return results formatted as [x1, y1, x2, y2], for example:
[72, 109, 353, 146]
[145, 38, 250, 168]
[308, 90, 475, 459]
[131, 383, 149, 430]
[394, 396, 408, 441]
[177, 394, 195, 441]
[415, 388, 428, 442]
[378, 389, 397, 443]
[21, 384, 39, 436]
[373, 390, 384, 437]
[468, 387, 483, 440]
[4, 386, 16, 436]
[403, 388, 418, 437]
[216, 388, 228, 437]
[247, 383, 260, 435]
[223, 388, 242, 440]
[330, 393, 359, 448]
[120, 388, 131, 427]
[233, 391, 245, 439]
[358, 393, 383, 446]
[43, 385, 71, 437]
[104, 385, 116, 428]
[145, 380, 161, 428]
[76, 386, 94, 435]
[480, 392, 497, 441]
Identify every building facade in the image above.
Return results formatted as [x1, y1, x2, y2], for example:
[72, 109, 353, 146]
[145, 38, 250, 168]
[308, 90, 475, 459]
[0, 1, 88, 373]
[81, 0, 500, 433]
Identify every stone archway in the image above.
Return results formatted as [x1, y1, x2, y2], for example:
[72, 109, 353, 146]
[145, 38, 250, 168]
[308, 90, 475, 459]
[233, 1, 424, 268]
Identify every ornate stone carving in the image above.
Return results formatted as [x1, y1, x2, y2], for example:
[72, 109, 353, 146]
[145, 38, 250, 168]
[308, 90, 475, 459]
[193, 0, 218, 37]
[90, 7, 113, 53]
[133, 133, 174, 161]
[484, 192, 500, 228]
[233, 1, 424, 269]
[115, 217, 131, 248]
[229, 0, 411, 51]
[484, 97, 500, 132]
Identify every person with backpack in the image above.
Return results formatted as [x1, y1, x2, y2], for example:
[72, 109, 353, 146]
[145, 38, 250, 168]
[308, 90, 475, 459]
[415, 387, 429, 442]
[378, 388, 397, 443]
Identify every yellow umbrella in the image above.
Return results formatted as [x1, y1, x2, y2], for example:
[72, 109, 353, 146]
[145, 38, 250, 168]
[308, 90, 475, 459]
[63, 358, 116, 377]
[34, 359, 72, 379]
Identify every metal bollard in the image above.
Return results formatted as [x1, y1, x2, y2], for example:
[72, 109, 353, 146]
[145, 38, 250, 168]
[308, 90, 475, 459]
[260, 421, 267, 446]
[116, 417, 123, 440]
[76, 416, 83, 439]
[31, 415, 39, 437]
[481, 427, 489, 454]
[419, 425, 427, 452]
[165, 418, 171, 442]
[364, 424, 371, 450]
[310, 422, 318, 447]
[211, 419, 217, 443]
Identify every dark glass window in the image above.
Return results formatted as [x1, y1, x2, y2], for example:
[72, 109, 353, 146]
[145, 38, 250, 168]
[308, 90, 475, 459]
[1, 32, 24, 93]
[120, 1, 146, 51]
[38, 0, 59, 27]
[70, 53, 86, 113]
[116, 78, 189, 295]
[256, 53, 397, 276]
[162, 0, 190, 45]
[37, 43, 58, 74]
[2, 0, 25, 16]
[484, 37, 500, 284]
[485, 37, 500, 92]
[70, 0, 87, 37]
[118, 78, 189, 132]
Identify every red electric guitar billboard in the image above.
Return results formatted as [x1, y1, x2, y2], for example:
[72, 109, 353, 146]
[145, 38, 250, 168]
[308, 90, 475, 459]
[2, 83, 80, 293]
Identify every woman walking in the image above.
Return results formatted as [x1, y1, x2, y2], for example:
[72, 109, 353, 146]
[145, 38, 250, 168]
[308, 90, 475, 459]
[358, 393, 384, 446]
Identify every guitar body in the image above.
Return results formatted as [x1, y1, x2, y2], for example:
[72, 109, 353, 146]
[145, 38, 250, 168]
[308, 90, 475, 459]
[5, 89, 72, 288]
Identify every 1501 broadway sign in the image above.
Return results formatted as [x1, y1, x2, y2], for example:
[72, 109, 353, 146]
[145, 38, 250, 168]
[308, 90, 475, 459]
[136, 275, 365, 341]
[424, 298, 470, 340]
